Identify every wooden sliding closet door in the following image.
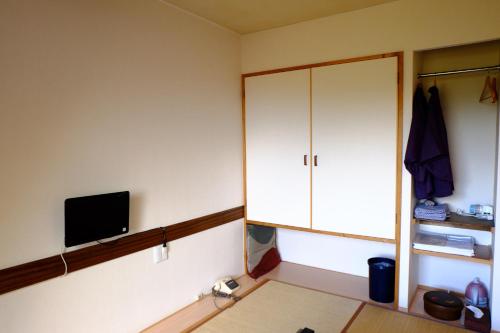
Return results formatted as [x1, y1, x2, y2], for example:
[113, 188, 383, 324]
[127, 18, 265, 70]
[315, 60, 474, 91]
[311, 57, 398, 239]
[245, 70, 310, 228]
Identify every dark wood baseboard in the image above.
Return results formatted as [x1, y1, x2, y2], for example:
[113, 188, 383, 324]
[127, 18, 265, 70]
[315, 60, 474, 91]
[0, 206, 244, 295]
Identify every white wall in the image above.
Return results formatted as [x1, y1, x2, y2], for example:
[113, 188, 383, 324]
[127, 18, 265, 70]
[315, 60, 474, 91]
[241, 0, 500, 74]
[277, 229, 395, 277]
[493, 96, 500, 333]
[417, 256, 491, 293]
[0, 1, 243, 332]
[241, 0, 500, 312]
[0, 223, 243, 333]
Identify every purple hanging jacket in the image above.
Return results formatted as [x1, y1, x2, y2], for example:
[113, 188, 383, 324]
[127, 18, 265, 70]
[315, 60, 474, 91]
[404, 86, 454, 199]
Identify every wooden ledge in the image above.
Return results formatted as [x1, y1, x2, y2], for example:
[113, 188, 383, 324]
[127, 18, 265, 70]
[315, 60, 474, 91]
[0, 206, 244, 295]
[247, 220, 397, 244]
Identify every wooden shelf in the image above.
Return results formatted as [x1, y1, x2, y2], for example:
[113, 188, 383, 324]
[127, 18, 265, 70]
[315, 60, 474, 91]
[413, 212, 494, 232]
[412, 244, 492, 265]
[246, 220, 396, 244]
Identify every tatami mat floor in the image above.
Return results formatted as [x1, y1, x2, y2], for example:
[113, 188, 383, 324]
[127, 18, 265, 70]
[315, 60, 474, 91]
[142, 262, 471, 333]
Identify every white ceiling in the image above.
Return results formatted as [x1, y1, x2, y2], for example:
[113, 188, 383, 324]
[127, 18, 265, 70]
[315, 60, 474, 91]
[163, 0, 398, 34]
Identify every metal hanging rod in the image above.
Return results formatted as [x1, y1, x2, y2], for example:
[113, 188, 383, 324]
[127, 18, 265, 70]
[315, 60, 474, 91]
[417, 64, 500, 78]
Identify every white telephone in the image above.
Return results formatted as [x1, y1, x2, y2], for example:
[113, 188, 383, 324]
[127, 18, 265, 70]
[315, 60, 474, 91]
[212, 277, 240, 295]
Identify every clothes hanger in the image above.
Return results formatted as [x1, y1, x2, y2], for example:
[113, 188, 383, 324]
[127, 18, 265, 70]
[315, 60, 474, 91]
[490, 76, 498, 103]
[479, 75, 490, 102]
[479, 75, 498, 103]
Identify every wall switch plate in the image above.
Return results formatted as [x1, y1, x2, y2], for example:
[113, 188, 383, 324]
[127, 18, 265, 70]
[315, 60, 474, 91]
[153, 244, 168, 263]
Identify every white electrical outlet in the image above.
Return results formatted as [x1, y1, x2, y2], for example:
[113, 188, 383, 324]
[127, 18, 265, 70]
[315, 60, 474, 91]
[153, 245, 168, 263]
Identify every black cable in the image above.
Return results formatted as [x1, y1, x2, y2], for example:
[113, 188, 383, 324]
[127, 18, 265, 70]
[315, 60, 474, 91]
[211, 287, 241, 310]
[162, 227, 167, 248]
[213, 295, 223, 310]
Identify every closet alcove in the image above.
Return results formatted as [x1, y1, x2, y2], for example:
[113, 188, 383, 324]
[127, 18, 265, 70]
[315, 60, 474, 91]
[408, 40, 500, 327]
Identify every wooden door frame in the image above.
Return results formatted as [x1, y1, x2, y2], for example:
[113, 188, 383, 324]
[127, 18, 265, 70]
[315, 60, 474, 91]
[241, 51, 404, 310]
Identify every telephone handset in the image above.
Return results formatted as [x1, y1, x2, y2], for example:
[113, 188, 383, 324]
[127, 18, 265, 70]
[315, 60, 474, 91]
[212, 277, 240, 296]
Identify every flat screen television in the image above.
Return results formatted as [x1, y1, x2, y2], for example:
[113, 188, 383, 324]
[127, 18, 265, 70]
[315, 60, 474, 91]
[65, 191, 130, 247]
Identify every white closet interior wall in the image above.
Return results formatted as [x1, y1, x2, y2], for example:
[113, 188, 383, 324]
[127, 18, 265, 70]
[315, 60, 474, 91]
[412, 41, 500, 293]
[277, 228, 395, 277]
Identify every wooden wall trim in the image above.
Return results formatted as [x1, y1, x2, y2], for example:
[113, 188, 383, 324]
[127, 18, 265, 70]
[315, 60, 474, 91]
[246, 220, 397, 244]
[242, 52, 400, 78]
[241, 74, 249, 275]
[394, 51, 404, 311]
[0, 206, 244, 296]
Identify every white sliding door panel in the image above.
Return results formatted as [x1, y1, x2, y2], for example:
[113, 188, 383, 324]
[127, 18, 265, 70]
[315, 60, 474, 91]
[312, 57, 398, 239]
[245, 70, 310, 228]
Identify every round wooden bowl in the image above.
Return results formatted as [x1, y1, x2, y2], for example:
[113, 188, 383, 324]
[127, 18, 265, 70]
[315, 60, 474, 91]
[423, 290, 463, 321]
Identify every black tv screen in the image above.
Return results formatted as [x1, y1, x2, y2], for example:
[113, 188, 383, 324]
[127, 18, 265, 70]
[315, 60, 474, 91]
[65, 191, 130, 247]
